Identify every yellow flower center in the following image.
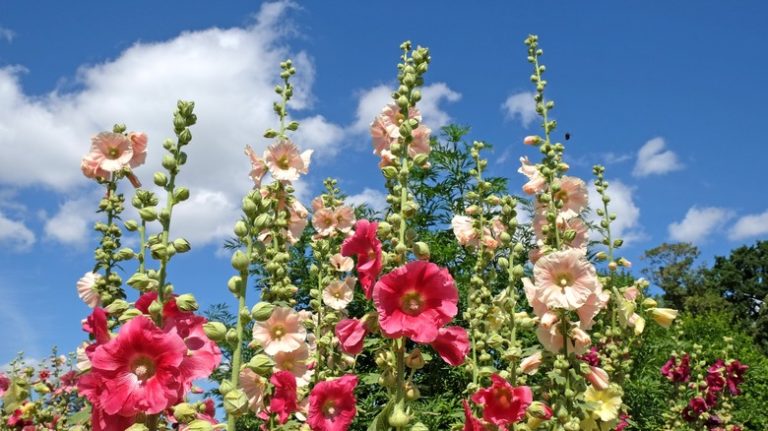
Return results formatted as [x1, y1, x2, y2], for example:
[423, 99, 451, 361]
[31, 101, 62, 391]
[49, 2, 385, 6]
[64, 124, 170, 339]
[401, 290, 424, 316]
[271, 324, 285, 339]
[107, 146, 121, 159]
[557, 273, 572, 288]
[322, 399, 338, 418]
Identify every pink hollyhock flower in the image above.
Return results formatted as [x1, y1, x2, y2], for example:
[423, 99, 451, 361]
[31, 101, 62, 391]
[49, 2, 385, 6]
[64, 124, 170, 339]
[462, 399, 486, 431]
[335, 318, 368, 355]
[530, 249, 600, 310]
[661, 354, 691, 383]
[578, 347, 601, 367]
[134, 291, 187, 321]
[518, 157, 546, 195]
[81, 154, 110, 179]
[334, 206, 356, 234]
[370, 104, 422, 156]
[273, 343, 313, 387]
[522, 277, 550, 318]
[329, 254, 354, 272]
[615, 414, 631, 431]
[576, 289, 609, 330]
[270, 370, 298, 424]
[0, 373, 9, 397]
[536, 323, 564, 353]
[373, 260, 458, 344]
[552, 176, 588, 219]
[264, 139, 312, 182]
[252, 307, 307, 356]
[378, 149, 396, 168]
[430, 326, 470, 366]
[83, 307, 111, 346]
[624, 286, 639, 301]
[307, 374, 358, 431]
[471, 374, 533, 427]
[288, 199, 309, 244]
[88, 132, 135, 173]
[322, 276, 356, 311]
[84, 315, 187, 416]
[341, 219, 382, 298]
[520, 351, 543, 375]
[523, 135, 540, 146]
[725, 359, 748, 395]
[128, 132, 148, 168]
[245, 145, 268, 187]
[311, 196, 325, 211]
[166, 314, 222, 390]
[586, 366, 610, 390]
[452, 215, 478, 247]
[313, 207, 337, 237]
[77, 272, 101, 308]
[240, 368, 267, 414]
[410, 124, 432, 158]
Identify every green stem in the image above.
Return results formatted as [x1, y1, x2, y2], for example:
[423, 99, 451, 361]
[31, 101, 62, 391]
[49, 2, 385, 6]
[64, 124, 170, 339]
[227, 235, 253, 431]
[138, 220, 147, 274]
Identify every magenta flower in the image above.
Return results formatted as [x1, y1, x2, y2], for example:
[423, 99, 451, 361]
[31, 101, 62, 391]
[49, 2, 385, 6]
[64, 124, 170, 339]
[471, 374, 533, 427]
[341, 219, 382, 298]
[661, 354, 691, 383]
[335, 318, 368, 356]
[430, 326, 470, 366]
[269, 370, 298, 424]
[307, 374, 358, 431]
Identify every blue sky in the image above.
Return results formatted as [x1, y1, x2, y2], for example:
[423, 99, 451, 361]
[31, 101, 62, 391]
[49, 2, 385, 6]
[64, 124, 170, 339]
[1, 1, 766, 363]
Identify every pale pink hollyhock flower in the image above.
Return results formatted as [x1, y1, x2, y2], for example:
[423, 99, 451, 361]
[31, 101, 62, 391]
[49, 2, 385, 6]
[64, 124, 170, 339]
[539, 311, 559, 329]
[245, 145, 268, 187]
[586, 366, 610, 390]
[378, 149, 396, 168]
[523, 135, 540, 146]
[518, 157, 546, 195]
[334, 206, 356, 234]
[531, 249, 600, 310]
[252, 307, 307, 356]
[329, 254, 354, 272]
[77, 272, 101, 308]
[88, 132, 135, 173]
[532, 210, 589, 248]
[322, 276, 356, 311]
[536, 322, 564, 353]
[520, 351, 543, 375]
[577, 289, 610, 330]
[312, 208, 336, 237]
[273, 343, 313, 387]
[311, 196, 325, 212]
[409, 125, 432, 158]
[370, 104, 422, 155]
[288, 199, 308, 244]
[624, 286, 639, 301]
[522, 277, 549, 318]
[128, 132, 148, 168]
[239, 368, 267, 414]
[451, 215, 478, 247]
[570, 327, 591, 354]
[264, 139, 313, 182]
[80, 154, 110, 179]
[552, 176, 588, 219]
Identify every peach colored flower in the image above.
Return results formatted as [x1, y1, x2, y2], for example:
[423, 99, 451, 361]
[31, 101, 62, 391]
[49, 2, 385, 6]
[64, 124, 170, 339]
[532, 210, 589, 248]
[88, 132, 134, 173]
[452, 215, 477, 246]
[570, 327, 591, 354]
[288, 199, 308, 244]
[329, 254, 354, 272]
[322, 276, 356, 311]
[518, 157, 546, 195]
[520, 351, 543, 375]
[240, 368, 267, 414]
[624, 286, 639, 301]
[77, 272, 101, 308]
[531, 249, 600, 310]
[311, 196, 325, 212]
[577, 289, 610, 330]
[409, 125, 432, 158]
[378, 149, 396, 168]
[312, 208, 336, 237]
[264, 139, 312, 182]
[81, 154, 110, 179]
[245, 145, 268, 186]
[334, 206, 356, 234]
[273, 343, 313, 387]
[370, 104, 422, 156]
[536, 323, 563, 353]
[552, 176, 588, 219]
[252, 307, 307, 356]
[128, 132, 148, 168]
[523, 277, 549, 318]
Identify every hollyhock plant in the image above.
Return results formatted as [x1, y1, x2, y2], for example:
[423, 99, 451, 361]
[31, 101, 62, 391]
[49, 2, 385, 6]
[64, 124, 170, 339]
[252, 306, 308, 356]
[264, 139, 313, 182]
[239, 368, 267, 414]
[84, 132, 134, 173]
[529, 248, 601, 310]
[661, 354, 691, 383]
[373, 260, 458, 344]
[307, 374, 358, 431]
[471, 374, 533, 427]
[76, 272, 101, 308]
[245, 145, 268, 186]
[273, 342, 313, 386]
[340, 219, 382, 297]
[322, 276, 356, 311]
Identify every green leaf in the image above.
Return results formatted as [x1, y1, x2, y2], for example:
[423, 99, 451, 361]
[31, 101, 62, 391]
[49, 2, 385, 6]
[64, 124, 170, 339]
[367, 400, 394, 431]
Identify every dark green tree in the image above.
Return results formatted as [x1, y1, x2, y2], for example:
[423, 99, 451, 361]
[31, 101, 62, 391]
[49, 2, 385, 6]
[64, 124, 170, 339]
[640, 242, 705, 310]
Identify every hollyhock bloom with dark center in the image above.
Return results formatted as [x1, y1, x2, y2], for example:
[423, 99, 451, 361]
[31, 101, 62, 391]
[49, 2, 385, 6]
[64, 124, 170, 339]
[471, 374, 533, 427]
[429, 326, 470, 366]
[270, 371, 298, 424]
[83, 315, 187, 416]
[341, 219, 382, 298]
[725, 359, 748, 395]
[661, 354, 691, 383]
[307, 374, 358, 431]
[373, 260, 458, 344]
[335, 318, 368, 355]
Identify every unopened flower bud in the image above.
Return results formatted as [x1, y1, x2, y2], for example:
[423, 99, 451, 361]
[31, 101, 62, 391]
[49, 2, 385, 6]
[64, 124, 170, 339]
[381, 166, 398, 180]
[227, 276, 243, 295]
[413, 153, 429, 167]
[173, 238, 191, 253]
[225, 328, 238, 346]
[223, 388, 248, 416]
[153, 172, 168, 187]
[377, 222, 392, 236]
[641, 298, 657, 308]
[524, 135, 541, 146]
[125, 425, 150, 431]
[161, 154, 177, 171]
[246, 354, 275, 376]
[413, 242, 430, 260]
[388, 403, 410, 427]
[175, 293, 198, 312]
[124, 220, 139, 231]
[405, 382, 420, 401]
[595, 252, 608, 261]
[203, 322, 227, 341]
[105, 299, 129, 315]
[251, 302, 275, 321]
[184, 420, 213, 431]
[139, 208, 158, 221]
[410, 422, 428, 431]
[173, 403, 198, 423]
[405, 349, 425, 370]
[118, 308, 142, 323]
[231, 250, 249, 272]
[234, 220, 248, 237]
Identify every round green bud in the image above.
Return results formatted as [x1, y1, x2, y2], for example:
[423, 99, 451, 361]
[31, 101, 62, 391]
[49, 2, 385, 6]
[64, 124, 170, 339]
[231, 250, 249, 272]
[251, 302, 275, 321]
[173, 187, 190, 202]
[234, 220, 248, 237]
[202, 321, 227, 341]
[223, 389, 249, 416]
[246, 354, 275, 376]
[173, 403, 198, 423]
[175, 293, 199, 312]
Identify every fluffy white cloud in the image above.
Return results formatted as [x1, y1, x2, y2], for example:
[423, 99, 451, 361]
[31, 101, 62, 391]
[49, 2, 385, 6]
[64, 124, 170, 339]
[43, 196, 99, 246]
[728, 209, 768, 241]
[350, 83, 461, 135]
[632, 137, 683, 177]
[501, 91, 536, 127]
[0, 210, 35, 251]
[345, 188, 387, 213]
[668, 206, 734, 244]
[587, 179, 643, 244]
[0, 2, 345, 248]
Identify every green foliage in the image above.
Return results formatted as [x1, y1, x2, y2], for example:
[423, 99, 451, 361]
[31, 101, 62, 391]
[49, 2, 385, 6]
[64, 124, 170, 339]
[641, 242, 704, 310]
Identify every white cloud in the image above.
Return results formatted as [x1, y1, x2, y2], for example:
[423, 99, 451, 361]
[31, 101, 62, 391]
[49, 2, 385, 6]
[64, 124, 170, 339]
[0, 2, 347, 248]
[170, 189, 241, 246]
[632, 137, 683, 177]
[668, 206, 734, 244]
[0, 210, 35, 252]
[350, 83, 461, 134]
[346, 188, 387, 213]
[43, 197, 97, 246]
[502, 91, 536, 127]
[587, 179, 643, 244]
[0, 26, 14, 43]
[728, 209, 768, 241]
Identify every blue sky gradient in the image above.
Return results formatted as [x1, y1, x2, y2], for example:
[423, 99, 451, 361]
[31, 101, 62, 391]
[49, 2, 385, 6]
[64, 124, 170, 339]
[1, 1, 766, 362]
